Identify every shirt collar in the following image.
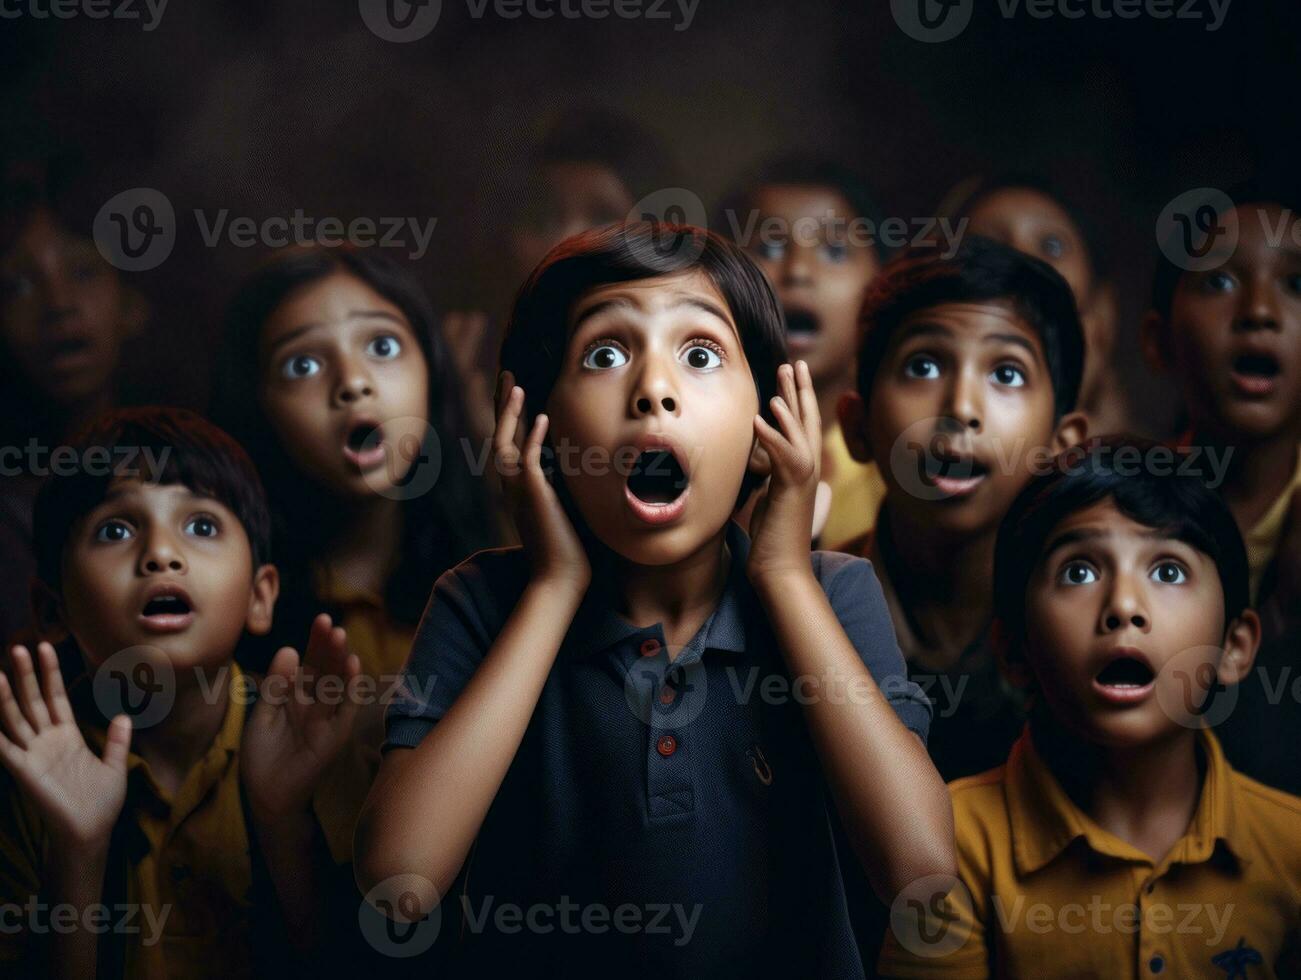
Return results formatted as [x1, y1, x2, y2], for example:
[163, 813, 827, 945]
[564, 519, 753, 660]
[1006, 726, 1244, 875]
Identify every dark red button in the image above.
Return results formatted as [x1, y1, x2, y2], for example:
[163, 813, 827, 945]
[639, 638, 661, 657]
[659, 685, 676, 705]
[656, 735, 677, 757]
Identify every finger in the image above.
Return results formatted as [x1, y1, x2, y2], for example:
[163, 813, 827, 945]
[332, 654, 362, 734]
[9, 645, 50, 732]
[753, 413, 789, 458]
[301, 614, 333, 673]
[35, 643, 72, 727]
[0, 672, 34, 745]
[769, 395, 805, 450]
[523, 412, 550, 473]
[795, 360, 822, 445]
[494, 369, 515, 415]
[494, 386, 525, 475]
[0, 728, 22, 770]
[101, 714, 133, 773]
[777, 364, 800, 425]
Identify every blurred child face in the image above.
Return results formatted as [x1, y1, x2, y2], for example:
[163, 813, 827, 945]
[258, 270, 431, 501]
[1023, 498, 1255, 748]
[746, 185, 880, 395]
[0, 208, 136, 407]
[58, 479, 276, 676]
[863, 302, 1067, 536]
[965, 188, 1093, 305]
[510, 162, 635, 283]
[545, 269, 760, 567]
[1161, 203, 1301, 444]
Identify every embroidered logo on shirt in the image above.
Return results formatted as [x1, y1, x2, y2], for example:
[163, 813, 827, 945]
[1212, 937, 1263, 978]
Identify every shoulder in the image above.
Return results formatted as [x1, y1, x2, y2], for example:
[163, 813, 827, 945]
[947, 766, 1015, 869]
[429, 546, 530, 619]
[1229, 766, 1301, 835]
[810, 548, 881, 594]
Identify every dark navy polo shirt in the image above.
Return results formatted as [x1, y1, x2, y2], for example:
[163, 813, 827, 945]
[385, 520, 930, 979]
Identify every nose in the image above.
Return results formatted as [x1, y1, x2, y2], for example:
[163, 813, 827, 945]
[1236, 271, 1280, 331]
[333, 354, 375, 406]
[1100, 572, 1149, 633]
[780, 242, 814, 288]
[38, 269, 78, 327]
[629, 352, 680, 418]
[137, 528, 187, 576]
[942, 364, 983, 432]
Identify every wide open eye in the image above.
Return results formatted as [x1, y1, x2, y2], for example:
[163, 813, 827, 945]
[184, 515, 219, 538]
[1059, 561, 1098, 586]
[681, 343, 722, 370]
[582, 343, 629, 370]
[991, 363, 1026, 388]
[95, 520, 134, 543]
[366, 334, 402, 359]
[1150, 561, 1188, 585]
[282, 354, 321, 379]
[904, 355, 940, 380]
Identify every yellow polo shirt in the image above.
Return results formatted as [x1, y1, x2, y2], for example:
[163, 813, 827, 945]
[821, 422, 886, 552]
[879, 728, 1301, 979]
[0, 664, 256, 979]
[1245, 447, 1301, 604]
[311, 569, 417, 863]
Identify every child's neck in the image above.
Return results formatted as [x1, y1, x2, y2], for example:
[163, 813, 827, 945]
[1197, 424, 1300, 531]
[131, 664, 234, 798]
[1044, 721, 1203, 865]
[613, 526, 730, 656]
[816, 375, 852, 435]
[322, 495, 403, 596]
[881, 505, 994, 670]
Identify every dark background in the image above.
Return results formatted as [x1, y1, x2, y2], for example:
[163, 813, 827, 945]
[4, 0, 1298, 433]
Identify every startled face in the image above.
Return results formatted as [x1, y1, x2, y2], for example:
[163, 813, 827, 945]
[744, 184, 880, 393]
[1159, 203, 1301, 445]
[965, 188, 1094, 306]
[58, 479, 276, 676]
[0, 208, 137, 407]
[510, 162, 636, 284]
[258, 270, 431, 501]
[859, 301, 1068, 536]
[1022, 498, 1255, 747]
[544, 269, 760, 566]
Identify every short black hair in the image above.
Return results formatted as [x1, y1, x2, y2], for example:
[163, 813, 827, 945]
[33, 407, 272, 591]
[1150, 178, 1301, 320]
[499, 221, 788, 508]
[993, 435, 1250, 658]
[854, 235, 1084, 422]
[716, 155, 888, 261]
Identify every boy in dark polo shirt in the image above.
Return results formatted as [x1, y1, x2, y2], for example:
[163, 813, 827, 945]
[356, 223, 954, 977]
[879, 437, 1301, 978]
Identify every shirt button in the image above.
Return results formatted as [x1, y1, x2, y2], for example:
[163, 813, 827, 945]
[1146, 882, 1156, 894]
[1149, 954, 1164, 973]
[640, 638, 661, 657]
[659, 684, 676, 705]
[656, 734, 677, 757]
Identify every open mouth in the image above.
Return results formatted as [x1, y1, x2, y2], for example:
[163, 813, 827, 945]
[919, 452, 989, 497]
[625, 448, 691, 526]
[143, 594, 191, 617]
[343, 421, 386, 469]
[783, 308, 821, 347]
[1093, 654, 1156, 704]
[138, 588, 195, 633]
[47, 337, 95, 368]
[1230, 352, 1281, 396]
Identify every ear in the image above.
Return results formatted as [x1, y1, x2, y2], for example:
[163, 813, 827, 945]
[1049, 411, 1088, 455]
[836, 391, 874, 465]
[1139, 310, 1171, 376]
[244, 564, 280, 637]
[30, 579, 70, 644]
[1080, 279, 1119, 363]
[1217, 608, 1261, 686]
[747, 433, 772, 481]
[991, 618, 1035, 692]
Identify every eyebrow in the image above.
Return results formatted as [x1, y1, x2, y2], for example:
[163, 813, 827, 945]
[897, 322, 1042, 359]
[266, 310, 409, 356]
[1043, 526, 1177, 554]
[571, 295, 737, 336]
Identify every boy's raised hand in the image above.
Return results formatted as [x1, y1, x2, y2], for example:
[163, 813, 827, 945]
[494, 370, 591, 592]
[748, 361, 822, 585]
[0, 643, 130, 851]
[241, 614, 361, 825]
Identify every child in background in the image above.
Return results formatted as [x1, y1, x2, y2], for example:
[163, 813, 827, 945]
[940, 174, 1128, 436]
[837, 236, 1087, 781]
[879, 437, 1301, 978]
[0, 407, 360, 977]
[356, 223, 952, 978]
[0, 152, 147, 645]
[211, 246, 493, 867]
[1142, 184, 1301, 793]
[721, 158, 888, 545]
